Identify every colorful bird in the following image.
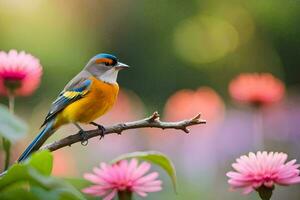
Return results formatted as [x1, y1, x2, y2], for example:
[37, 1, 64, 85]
[18, 53, 129, 162]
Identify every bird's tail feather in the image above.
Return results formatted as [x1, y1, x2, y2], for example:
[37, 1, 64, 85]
[17, 121, 56, 162]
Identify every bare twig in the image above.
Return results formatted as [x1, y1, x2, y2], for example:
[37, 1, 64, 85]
[41, 112, 206, 152]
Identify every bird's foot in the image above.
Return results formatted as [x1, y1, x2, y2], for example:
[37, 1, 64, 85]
[73, 123, 89, 146]
[90, 122, 106, 140]
[79, 130, 89, 146]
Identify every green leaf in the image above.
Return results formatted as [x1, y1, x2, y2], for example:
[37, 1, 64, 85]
[27, 150, 53, 176]
[0, 151, 85, 200]
[1, 187, 39, 200]
[64, 178, 91, 190]
[30, 186, 59, 200]
[111, 151, 177, 193]
[0, 105, 28, 142]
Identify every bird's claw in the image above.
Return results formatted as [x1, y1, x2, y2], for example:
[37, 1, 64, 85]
[90, 122, 106, 140]
[79, 130, 88, 146]
[96, 125, 105, 140]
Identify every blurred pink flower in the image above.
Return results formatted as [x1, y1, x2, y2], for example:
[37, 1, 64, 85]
[52, 150, 78, 177]
[0, 49, 42, 96]
[227, 151, 300, 194]
[229, 73, 285, 106]
[144, 87, 224, 155]
[82, 158, 162, 200]
[164, 87, 225, 122]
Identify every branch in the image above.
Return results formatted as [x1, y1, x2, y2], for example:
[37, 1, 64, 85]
[41, 112, 206, 152]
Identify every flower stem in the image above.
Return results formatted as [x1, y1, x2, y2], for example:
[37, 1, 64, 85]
[256, 185, 274, 200]
[118, 190, 132, 200]
[2, 138, 11, 170]
[253, 108, 264, 150]
[8, 93, 15, 114]
[2, 92, 15, 170]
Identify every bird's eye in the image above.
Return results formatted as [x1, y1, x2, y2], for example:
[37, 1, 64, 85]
[104, 62, 110, 66]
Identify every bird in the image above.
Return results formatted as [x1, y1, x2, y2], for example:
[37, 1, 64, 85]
[17, 53, 129, 162]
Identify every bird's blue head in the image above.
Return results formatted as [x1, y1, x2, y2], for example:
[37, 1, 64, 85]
[86, 53, 129, 69]
[94, 53, 118, 66]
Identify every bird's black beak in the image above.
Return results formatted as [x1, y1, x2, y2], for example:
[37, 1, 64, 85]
[115, 62, 129, 70]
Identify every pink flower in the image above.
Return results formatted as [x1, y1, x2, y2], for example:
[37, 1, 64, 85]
[229, 73, 285, 106]
[82, 159, 162, 200]
[0, 49, 42, 96]
[227, 151, 300, 194]
[164, 87, 225, 122]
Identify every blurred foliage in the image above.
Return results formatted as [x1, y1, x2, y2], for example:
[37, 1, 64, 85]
[0, 150, 177, 200]
[0, 105, 27, 142]
[0, 151, 177, 200]
[0, 151, 85, 200]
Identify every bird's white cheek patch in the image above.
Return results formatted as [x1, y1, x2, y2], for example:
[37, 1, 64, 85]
[98, 68, 119, 84]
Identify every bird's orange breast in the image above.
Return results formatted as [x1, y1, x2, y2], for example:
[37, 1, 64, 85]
[56, 76, 119, 126]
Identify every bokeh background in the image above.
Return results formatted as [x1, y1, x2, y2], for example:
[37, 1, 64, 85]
[0, 0, 300, 199]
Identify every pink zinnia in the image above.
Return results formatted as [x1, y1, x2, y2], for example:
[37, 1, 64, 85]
[0, 49, 42, 96]
[82, 159, 162, 200]
[229, 73, 285, 106]
[227, 151, 300, 194]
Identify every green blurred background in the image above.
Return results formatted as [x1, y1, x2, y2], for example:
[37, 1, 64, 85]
[0, 0, 300, 199]
[0, 0, 299, 107]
